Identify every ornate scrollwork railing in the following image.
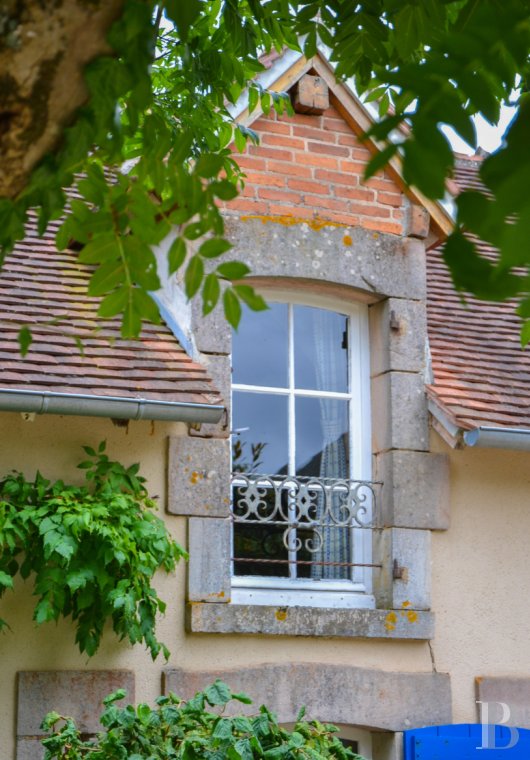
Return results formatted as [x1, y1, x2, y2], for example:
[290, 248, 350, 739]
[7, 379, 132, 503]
[231, 473, 378, 559]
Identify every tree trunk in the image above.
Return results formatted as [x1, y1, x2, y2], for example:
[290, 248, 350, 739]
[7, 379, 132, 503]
[0, 0, 125, 199]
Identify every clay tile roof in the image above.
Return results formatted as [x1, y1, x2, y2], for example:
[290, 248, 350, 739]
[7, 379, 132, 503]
[0, 215, 223, 413]
[427, 156, 530, 431]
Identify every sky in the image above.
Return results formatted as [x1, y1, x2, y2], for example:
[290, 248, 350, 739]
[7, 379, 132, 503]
[443, 105, 517, 155]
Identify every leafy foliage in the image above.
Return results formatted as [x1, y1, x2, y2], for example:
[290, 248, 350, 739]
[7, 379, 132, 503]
[40, 679, 365, 760]
[3, 1, 530, 340]
[0, 442, 185, 659]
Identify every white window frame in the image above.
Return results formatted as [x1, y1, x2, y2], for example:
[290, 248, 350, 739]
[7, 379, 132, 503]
[230, 292, 374, 609]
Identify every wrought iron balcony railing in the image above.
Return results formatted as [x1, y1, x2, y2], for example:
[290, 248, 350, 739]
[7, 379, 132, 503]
[231, 473, 380, 579]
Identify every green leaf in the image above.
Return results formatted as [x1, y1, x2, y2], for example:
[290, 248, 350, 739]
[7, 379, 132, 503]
[443, 230, 521, 301]
[55, 218, 74, 251]
[394, 5, 427, 59]
[88, 262, 125, 297]
[122, 289, 142, 338]
[211, 180, 239, 201]
[205, 679, 232, 706]
[18, 326, 32, 357]
[233, 284, 268, 312]
[212, 717, 233, 739]
[133, 289, 160, 324]
[202, 273, 221, 315]
[249, 86, 259, 114]
[217, 262, 250, 280]
[165, 0, 201, 39]
[403, 137, 447, 198]
[184, 222, 206, 240]
[296, 706, 306, 721]
[364, 143, 399, 181]
[78, 233, 121, 264]
[103, 689, 127, 705]
[168, 237, 187, 274]
[199, 238, 232, 259]
[232, 691, 253, 705]
[98, 287, 130, 319]
[521, 319, 530, 348]
[234, 127, 247, 153]
[185, 255, 204, 298]
[0, 571, 13, 589]
[219, 122, 233, 149]
[304, 27, 317, 58]
[195, 154, 225, 178]
[223, 288, 242, 328]
[289, 732, 305, 748]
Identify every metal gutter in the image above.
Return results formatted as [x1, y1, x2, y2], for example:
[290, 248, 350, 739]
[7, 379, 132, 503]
[428, 400, 530, 451]
[0, 388, 224, 424]
[463, 426, 530, 451]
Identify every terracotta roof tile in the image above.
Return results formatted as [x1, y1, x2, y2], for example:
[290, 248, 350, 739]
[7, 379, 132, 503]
[0, 215, 223, 412]
[427, 162, 530, 431]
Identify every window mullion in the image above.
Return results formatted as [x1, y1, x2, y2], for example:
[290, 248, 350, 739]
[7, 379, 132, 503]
[287, 304, 297, 579]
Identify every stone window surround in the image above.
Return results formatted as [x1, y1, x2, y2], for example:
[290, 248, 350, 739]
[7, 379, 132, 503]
[168, 215, 449, 639]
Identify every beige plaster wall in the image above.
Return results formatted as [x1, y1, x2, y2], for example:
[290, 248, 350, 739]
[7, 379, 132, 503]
[5, 410, 529, 755]
[0, 411, 435, 757]
[430, 436, 530, 724]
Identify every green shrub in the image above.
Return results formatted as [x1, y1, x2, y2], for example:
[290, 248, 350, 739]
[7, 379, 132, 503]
[41, 680, 366, 760]
[0, 442, 185, 659]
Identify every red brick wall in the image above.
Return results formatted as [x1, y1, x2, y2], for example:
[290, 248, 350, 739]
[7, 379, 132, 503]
[226, 105, 405, 236]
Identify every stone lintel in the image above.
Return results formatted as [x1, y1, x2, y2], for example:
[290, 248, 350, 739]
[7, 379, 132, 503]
[375, 450, 450, 530]
[188, 517, 231, 603]
[186, 603, 433, 640]
[224, 216, 425, 301]
[167, 436, 230, 517]
[17, 670, 134, 738]
[163, 663, 450, 732]
[372, 372, 429, 453]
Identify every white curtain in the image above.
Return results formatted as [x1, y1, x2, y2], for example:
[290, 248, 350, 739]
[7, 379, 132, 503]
[310, 310, 350, 580]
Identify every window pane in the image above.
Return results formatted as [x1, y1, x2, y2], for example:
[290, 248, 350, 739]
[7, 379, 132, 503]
[232, 391, 289, 475]
[232, 302, 288, 387]
[295, 397, 349, 478]
[232, 486, 289, 577]
[294, 306, 348, 392]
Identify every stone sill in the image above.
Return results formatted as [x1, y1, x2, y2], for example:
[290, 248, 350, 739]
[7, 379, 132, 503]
[186, 602, 434, 639]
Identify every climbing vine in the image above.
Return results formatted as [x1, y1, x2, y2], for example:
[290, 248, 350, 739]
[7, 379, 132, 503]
[0, 442, 185, 659]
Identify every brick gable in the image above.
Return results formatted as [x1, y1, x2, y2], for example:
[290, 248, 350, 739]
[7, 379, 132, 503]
[226, 105, 406, 236]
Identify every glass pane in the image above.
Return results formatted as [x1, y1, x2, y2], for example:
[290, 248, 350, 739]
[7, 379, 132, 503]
[294, 306, 348, 392]
[232, 391, 288, 475]
[296, 397, 351, 580]
[232, 486, 289, 577]
[295, 397, 349, 477]
[232, 302, 288, 387]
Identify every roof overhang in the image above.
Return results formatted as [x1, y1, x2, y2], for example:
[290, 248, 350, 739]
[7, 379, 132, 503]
[0, 388, 224, 424]
[428, 397, 530, 452]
